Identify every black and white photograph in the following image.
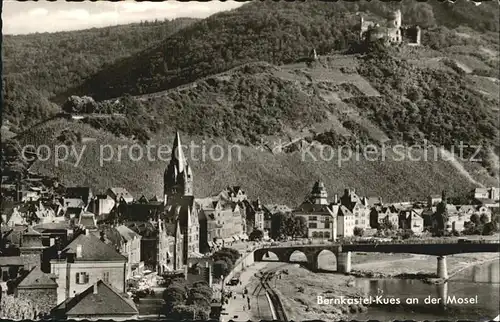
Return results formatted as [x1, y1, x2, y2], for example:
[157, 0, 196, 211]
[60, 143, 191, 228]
[1, 0, 499, 321]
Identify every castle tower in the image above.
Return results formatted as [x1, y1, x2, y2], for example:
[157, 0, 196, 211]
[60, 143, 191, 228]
[392, 9, 402, 28]
[310, 181, 328, 205]
[164, 132, 193, 205]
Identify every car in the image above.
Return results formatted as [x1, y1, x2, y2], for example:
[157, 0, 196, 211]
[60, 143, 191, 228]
[227, 278, 240, 286]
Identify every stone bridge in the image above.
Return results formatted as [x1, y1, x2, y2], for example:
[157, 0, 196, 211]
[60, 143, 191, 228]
[254, 241, 500, 279]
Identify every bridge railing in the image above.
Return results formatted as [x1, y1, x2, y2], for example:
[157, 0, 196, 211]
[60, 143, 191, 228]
[258, 238, 500, 248]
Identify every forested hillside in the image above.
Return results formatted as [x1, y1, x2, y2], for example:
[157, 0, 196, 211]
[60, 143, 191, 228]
[60, 0, 499, 102]
[2, 18, 197, 130]
[2, 0, 499, 201]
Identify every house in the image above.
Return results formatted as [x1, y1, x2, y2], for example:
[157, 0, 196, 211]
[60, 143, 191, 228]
[399, 210, 424, 234]
[351, 201, 370, 230]
[448, 214, 467, 232]
[62, 198, 87, 219]
[5, 202, 64, 227]
[101, 225, 143, 279]
[14, 266, 58, 316]
[336, 205, 355, 238]
[0, 256, 25, 284]
[293, 181, 337, 240]
[457, 204, 492, 222]
[19, 226, 47, 270]
[122, 197, 164, 222]
[198, 199, 245, 248]
[262, 204, 292, 237]
[88, 194, 115, 217]
[64, 187, 93, 206]
[364, 196, 383, 208]
[473, 187, 500, 201]
[340, 188, 370, 230]
[125, 219, 183, 274]
[383, 212, 399, 229]
[107, 188, 134, 204]
[474, 198, 499, 209]
[20, 189, 42, 202]
[33, 222, 74, 249]
[239, 199, 265, 234]
[427, 194, 442, 207]
[51, 280, 138, 320]
[50, 229, 128, 305]
[216, 186, 247, 203]
[5, 205, 28, 226]
[76, 211, 98, 232]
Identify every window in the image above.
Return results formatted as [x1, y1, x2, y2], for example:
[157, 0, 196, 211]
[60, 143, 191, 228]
[310, 216, 317, 221]
[76, 272, 89, 284]
[309, 222, 317, 229]
[103, 272, 110, 283]
[324, 222, 330, 229]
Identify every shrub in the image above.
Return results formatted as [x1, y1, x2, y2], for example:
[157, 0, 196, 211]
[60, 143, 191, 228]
[249, 229, 264, 241]
[353, 227, 364, 237]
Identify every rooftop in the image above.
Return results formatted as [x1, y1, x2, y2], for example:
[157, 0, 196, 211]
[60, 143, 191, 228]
[59, 232, 127, 262]
[53, 280, 138, 317]
[17, 266, 57, 289]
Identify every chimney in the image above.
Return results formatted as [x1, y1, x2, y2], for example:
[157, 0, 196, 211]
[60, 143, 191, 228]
[76, 244, 82, 258]
[85, 229, 89, 236]
[93, 283, 98, 294]
[334, 194, 338, 204]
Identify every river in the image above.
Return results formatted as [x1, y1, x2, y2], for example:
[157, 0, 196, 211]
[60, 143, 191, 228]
[352, 260, 500, 321]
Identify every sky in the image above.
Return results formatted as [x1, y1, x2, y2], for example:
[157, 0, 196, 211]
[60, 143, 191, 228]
[2, 0, 246, 35]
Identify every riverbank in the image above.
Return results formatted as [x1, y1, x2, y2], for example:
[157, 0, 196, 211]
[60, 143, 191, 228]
[273, 252, 499, 321]
[349, 252, 500, 283]
[272, 264, 367, 321]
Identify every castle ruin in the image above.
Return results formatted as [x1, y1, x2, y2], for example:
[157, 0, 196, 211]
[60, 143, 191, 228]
[359, 10, 421, 46]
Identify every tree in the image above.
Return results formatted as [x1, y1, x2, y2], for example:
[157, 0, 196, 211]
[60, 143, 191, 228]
[212, 259, 230, 278]
[162, 279, 188, 312]
[479, 213, 489, 224]
[379, 219, 395, 231]
[399, 229, 415, 240]
[213, 248, 240, 264]
[187, 282, 212, 309]
[353, 227, 364, 237]
[470, 214, 480, 224]
[270, 212, 287, 239]
[277, 213, 307, 239]
[249, 229, 264, 241]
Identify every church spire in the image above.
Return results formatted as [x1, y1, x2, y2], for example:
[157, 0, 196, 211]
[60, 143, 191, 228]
[172, 131, 186, 174]
[164, 131, 193, 203]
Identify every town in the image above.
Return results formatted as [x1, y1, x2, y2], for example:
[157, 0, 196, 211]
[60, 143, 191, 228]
[1, 132, 499, 320]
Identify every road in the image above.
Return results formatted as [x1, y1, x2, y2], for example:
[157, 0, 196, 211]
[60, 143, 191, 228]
[136, 286, 166, 318]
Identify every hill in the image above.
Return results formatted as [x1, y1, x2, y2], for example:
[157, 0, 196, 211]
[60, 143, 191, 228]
[1, 18, 198, 131]
[11, 117, 497, 205]
[3, 0, 499, 204]
[60, 0, 499, 102]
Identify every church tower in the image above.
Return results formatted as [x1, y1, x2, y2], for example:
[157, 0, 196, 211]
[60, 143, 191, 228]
[164, 132, 193, 205]
[310, 181, 328, 205]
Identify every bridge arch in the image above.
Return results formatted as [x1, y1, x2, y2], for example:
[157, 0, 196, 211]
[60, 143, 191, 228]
[287, 249, 308, 263]
[254, 249, 280, 262]
[315, 249, 337, 271]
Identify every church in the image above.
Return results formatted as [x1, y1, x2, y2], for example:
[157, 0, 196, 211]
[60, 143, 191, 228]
[163, 132, 201, 270]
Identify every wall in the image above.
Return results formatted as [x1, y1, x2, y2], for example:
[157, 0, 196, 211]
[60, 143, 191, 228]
[17, 288, 57, 315]
[223, 250, 255, 283]
[51, 261, 126, 304]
